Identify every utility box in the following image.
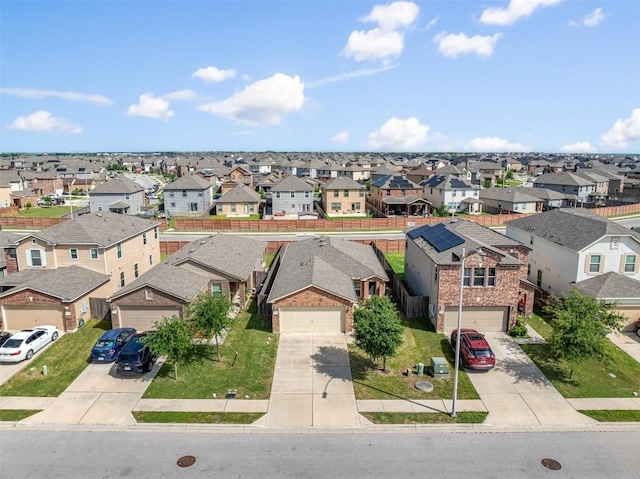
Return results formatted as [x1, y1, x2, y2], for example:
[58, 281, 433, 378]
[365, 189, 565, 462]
[430, 357, 449, 379]
[416, 362, 424, 376]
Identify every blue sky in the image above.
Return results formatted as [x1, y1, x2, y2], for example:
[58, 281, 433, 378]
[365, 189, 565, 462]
[1, 0, 639, 154]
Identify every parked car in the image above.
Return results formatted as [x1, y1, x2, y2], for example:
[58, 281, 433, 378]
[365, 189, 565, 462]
[450, 328, 496, 371]
[0, 331, 12, 347]
[90, 328, 136, 362]
[0, 326, 59, 363]
[114, 333, 156, 375]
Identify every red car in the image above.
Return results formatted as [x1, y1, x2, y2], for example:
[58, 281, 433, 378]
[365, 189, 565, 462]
[450, 329, 496, 370]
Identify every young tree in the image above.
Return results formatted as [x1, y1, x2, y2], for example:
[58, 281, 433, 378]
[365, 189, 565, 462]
[545, 290, 625, 379]
[434, 204, 450, 217]
[142, 315, 193, 380]
[188, 292, 234, 361]
[353, 296, 404, 372]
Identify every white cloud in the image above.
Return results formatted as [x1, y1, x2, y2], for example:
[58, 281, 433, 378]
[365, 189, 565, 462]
[560, 141, 596, 153]
[425, 15, 440, 30]
[126, 93, 174, 120]
[584, 8, 607, 27]
[307, 65, 397, 88]
[360, 1, 420, 31]
[7, 110, 82, 134]
[163, 89, 199, 101]
[367, 117, 429, 151]
[434, 32, 502, 58]
[602, 108, 640, 148]
[0, 87, 112, 105]
[480, 0, 562, 26]
[331, 131, 349, 143]
[198, 73, 305, 126]
[192, 66, 236, 83]
[343, 2, 419, 64]
[469, 137, 529, 152]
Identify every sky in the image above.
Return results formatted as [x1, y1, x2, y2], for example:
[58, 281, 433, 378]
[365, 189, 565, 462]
[1, 0, 639, 154]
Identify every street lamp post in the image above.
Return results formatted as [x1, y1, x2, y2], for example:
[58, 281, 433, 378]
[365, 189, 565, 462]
[450, 247, 466, 418]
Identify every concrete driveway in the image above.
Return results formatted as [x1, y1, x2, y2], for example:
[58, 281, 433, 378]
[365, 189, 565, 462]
[265, 333, 362, 427]
[609, 331, 640, 363]
[24, 359, 163, 425]
[466, 333, 595, 426]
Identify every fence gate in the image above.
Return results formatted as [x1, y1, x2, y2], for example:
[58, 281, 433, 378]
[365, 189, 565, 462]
[90, 298, 111, 321]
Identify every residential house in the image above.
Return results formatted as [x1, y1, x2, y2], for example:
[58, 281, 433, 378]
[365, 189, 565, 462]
[479, 188, 542, 214]
[266, 237, 388, 333]
[89, 175, 146, 214]
[404, 219, 533, 333]
[466, 162, 505, 186]
[163, 174, 213, 216]
[420, 174, 481, 214]
[320, 177, 366, 216]
[214, 183, 261, 217]
[270, 175, 315, 217]
[573, 170, 610, 206]
[533, 172, 596, 205]
[405, 168, 434, 185]
[505, 209, 640, 330]
[228, 165, 254, 188]
[20, 170, 64, 197]
[369, 174, 428, 216]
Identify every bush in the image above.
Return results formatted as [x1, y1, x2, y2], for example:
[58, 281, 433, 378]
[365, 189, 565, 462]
[509, 317, 529, 338]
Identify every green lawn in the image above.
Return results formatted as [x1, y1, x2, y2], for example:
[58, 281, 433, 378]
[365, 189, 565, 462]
[0, 320, 110, 397]
[578, 410, 640, 422]
[143, 302, 278, 399]
[0, 410, 41, 421]
[133, 411, 264, 424]
[17, 206, 80, 218]
[350, 316, 479, 400]
[524, 312, 554, 338]
[362, 411, 487, 424]
[383, 252, 405, 282]
[265, 253, 275, 268]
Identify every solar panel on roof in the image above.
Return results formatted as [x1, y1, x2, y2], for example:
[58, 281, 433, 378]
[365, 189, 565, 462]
[407, 224, 430, 239]
[421, 223, 465, 252]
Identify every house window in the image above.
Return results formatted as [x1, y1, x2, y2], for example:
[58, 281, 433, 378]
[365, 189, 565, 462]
[463, 267, 471, 286]
[610, 237, 619, 249]
[119, 271, 125, 287]
[359, 190, 364, 197]
[353, 281, 362, 298]
[530, 236, 534, 245]
[537, 269, 542, 288]
[473, 268, 486, 286]
[290, 191, 295, 198]
[354, 202, 361, 210]
[170, 202, 176, 208]
[116, 242, 122, 259]
[368, 281, 376, 296]
[28, 249, 44, 267]
[169, 192, 174, 198]
[143, 233, 147, 245]
[344, 190, 349, 197]
[154, 227, 158, 239]
[231, 203, 236, 212]
[589, 254, 602, 273]
[198, 191, 203, 197]
[305, 191, 310, 198]
[134, 263, 139, 278]
[211, 282, 223, 294]
[331, 203, 341, 211]
[145, 289, 153, 300]
[69, 248, 78, 260]
[401, 189, 405, 195]
[97, 206, 103, 211]
[249, 204, 255, 212]
[487, 268, 496, 286]
[182, 190, 187, 197]
[190, 203, 198, 212]
[276, 192, 281, 198]
[149, 254, 153, 265]
[90, 248, 98, 259]
[125, 193, 130, 200]
[521, 203, 526, 209]
[333, 190, 339, 197]
[623, 255, 637, 273]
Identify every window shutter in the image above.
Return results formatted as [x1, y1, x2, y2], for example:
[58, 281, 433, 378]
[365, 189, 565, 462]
[26, 249, 33, 267]
[599, 255, 604, 273]
[636, 254, 639, 273]
[584, 255, 590, 274]
[619, 255, 625, 273]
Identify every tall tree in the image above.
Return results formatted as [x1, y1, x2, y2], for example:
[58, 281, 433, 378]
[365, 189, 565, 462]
[142, 315, 192, 380]
[545, 290, 625, 379]
[353, 295, 404, 372]
[188, 292, 234, 361]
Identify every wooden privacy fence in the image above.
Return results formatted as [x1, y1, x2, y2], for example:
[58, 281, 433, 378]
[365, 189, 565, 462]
[0, 215, 168, 230]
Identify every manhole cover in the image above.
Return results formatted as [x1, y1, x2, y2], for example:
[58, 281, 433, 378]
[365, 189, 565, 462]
[414, 381, 434, 392]
[541, 458, 561, 471]
[177, 456, 196, 468]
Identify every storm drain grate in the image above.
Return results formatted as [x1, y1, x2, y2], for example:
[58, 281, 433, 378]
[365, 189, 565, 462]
[177, 456, 196, 468]
[541, 458, 561, 471]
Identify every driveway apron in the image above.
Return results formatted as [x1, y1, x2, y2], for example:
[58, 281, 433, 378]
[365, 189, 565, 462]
[467, 333, 595, 426]
[265, 333, 361, 427]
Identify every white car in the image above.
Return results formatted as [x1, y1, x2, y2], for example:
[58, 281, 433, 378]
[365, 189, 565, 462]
[0, 326, 60, 363]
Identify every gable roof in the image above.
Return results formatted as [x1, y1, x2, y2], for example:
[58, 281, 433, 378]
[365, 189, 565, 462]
[215, 183, 261, 203]
[321, 177, 364, 190]
[271, 175, 314, 192]
[28, 211, 159, 247]
[534, 172, 595, 187]
[479, 188, 540, 203]
[0, 266, 110, 301]
[89, 175, 143, 194]
[163, 174, 212, 191]
[267, 237, 388, 303]
[169, 234, 266, 281]
[506, 208, 640, 251]
[573, 272, 640, 300]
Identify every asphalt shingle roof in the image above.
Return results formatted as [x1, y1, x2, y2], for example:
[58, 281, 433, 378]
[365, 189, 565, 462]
[271, 175, 314, 192]
[321, 177, 364, 190]
[215, 184, 261, 203]
[506, 208, 640, 252]
[573, 272, 640, 299]
[89, 175, 143, 194]
[267, 237, 388, 303]
[163, 174, 212, 190]
[479, 188, 540, 203]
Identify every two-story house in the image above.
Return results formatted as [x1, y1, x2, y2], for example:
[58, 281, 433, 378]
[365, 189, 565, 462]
[228, 165, 254, 189]
[506, 209, 640, 330]
[163, 174, 213, 216]
[533, 172, 596, 205]
[270, 175, 314, 217]
[320, 177, 366, 216]
[420, 174, 481, 214]
[404, 219, 533, 333]
[369, 174, 428, 216]
[0, 212, 160, 331]
[89, 175, 146, 214]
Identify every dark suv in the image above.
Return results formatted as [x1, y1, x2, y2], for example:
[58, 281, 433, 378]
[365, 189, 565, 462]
[450, 328, 496, 370]
[114, 333, 156, 375]
[91, 328, 136, 362]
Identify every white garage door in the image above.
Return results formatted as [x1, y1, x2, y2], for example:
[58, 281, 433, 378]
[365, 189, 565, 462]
[118, 306, 181, 332]
[3, 305, 66, 331]
[279, 306, 344, 333]
[443, 306, 508, 333]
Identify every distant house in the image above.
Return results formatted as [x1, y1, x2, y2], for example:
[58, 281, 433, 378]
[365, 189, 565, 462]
[479, 188, 542, 214]
[320, 177, 366, 216]
[420, 174, 481, 214]
[533, 172, 596, 205]
[270, 175, 315, 217]
[163, 174, 213, 216]
[228, 165, 254, 188]
[89, 175, 145, 214]
[214, 183, 261, 217]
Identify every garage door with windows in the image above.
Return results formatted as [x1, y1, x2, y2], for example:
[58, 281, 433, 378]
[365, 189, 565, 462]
[279, 306, 344, 333]
[118, 306, 181, 332]
[3, 305, 65, 331]
[443, 306, 508, 333]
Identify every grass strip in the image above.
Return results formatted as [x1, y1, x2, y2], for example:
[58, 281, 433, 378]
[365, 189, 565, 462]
[133, 411, 264, 424]
[362, 411, 487, 424]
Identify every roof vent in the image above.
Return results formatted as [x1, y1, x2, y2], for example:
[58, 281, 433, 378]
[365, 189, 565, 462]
[189, 249, 196, 253]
